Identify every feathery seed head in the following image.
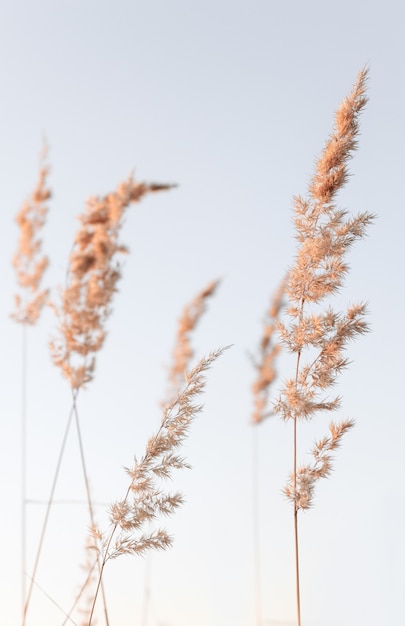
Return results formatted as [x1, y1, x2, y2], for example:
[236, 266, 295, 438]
[167, 279, 220, 400]
[275, 68, 373, 510]
[93, 348, 227, 568]
[251, 277, 286, 424]
[50, 175, 174, 388]
[12, 143, 51, 325]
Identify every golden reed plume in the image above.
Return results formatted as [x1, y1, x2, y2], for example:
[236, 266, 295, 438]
[50, 175, 175, 389]
[12, 143, 51, 325]
[168, 279, 220, 396]
[274, 67, 374, 626]
[251, 277, 286, 424]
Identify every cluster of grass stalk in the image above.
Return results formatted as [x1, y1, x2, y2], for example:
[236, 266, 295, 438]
[12, 68, 373, 626]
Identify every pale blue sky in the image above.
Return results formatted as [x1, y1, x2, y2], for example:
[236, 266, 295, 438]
[0, 2, 404, 626]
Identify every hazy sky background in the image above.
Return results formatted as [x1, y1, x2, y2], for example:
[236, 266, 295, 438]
[1, 1, 404, 625]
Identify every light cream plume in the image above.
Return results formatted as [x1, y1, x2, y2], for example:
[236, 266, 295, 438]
[50, 176, 175, 389]
[275, 68, 373, 505]
[12, 143, 51, 325]
[168, 278, 220, 397]
[251, 277, 286, 424]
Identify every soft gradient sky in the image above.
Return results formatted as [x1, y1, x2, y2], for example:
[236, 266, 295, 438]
[1, 1, 404, 625]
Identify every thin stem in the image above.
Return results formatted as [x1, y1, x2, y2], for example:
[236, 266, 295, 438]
[23, 401, 76, 625]
[73, 394, 110, 626]
[141, 557, 152, 626]
[293, 415, 301, 626]
[62, 557, 99, 626]
[26, 575, 78, 626]
[27, 499, 109, 506]
[88, 556, 109, 626]
[293, 301, 303, 626]
[88, 372, 198, 625]
[21, 324, 27, 620]
[252, 426, 262, 626]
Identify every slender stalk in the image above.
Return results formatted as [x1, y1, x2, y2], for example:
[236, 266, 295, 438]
[293, 328, 303, 626]
[26, 575, 78, 625]
[88, 542, 111, 625]
[88, 349, 225, 626]
[88, 480, 132, 625]
[73, 394, 110, 626]
[23, 401, 76, 625]
[293, 415, 301, 626]
[21, 324, 27, 619]
[62, 556, 99, 626]
[252, 427, 262, 626]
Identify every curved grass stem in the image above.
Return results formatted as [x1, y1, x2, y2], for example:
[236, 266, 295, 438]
[23, 398, 76, 625]
[72, 393, 110, 626]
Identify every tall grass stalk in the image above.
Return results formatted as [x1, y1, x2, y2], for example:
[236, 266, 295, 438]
[72, 394, 109, 626]
[11, 143, 51, 620]
[20, 323, 27, 616]
[88, 348, 227, 626]
[251, 426, 262, 626]
[23, 401, 76, 624]
[275, 68, 374, 625]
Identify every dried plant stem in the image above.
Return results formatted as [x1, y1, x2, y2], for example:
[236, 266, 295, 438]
[23, 393, 109, 626]
[293, 496, 301, 626]
[72, 395, 110, 626]
[62, 557, 98, 626]
[20, 324, 27, 618]
[27, 575, 78, 625]
[12, 145, 51, 620]
[88, 541, 111, 623]
[293, 346, 302, 626]
[274, 68, 372, 625]
[23, 400, 76, 625]
[252, 427, 262, 626]
[293, 416, 301, 626]
[88, 349, 226, 625]
[88, 478, 161, 623]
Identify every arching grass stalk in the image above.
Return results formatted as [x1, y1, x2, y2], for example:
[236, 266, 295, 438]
[23, 399, 76, 625]
[274, 68, 374, 625]
[88, 348, 228, 625]
[139, 279, 219, 626]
